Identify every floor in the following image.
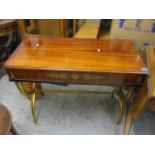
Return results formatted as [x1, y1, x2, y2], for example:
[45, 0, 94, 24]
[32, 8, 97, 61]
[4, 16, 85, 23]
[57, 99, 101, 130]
[0, 70, 155, 135]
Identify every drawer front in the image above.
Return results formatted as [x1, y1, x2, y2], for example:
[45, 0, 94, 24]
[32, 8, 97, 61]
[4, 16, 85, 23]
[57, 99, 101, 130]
[7, 69, 144, 86]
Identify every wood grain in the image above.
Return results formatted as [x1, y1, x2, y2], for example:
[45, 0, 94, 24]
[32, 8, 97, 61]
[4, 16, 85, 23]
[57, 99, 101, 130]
[7, 69, 145, 86]
[4, 35, 146, 74]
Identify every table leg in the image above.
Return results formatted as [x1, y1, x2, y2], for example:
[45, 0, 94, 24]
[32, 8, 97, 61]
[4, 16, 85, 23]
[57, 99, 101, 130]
[112, 87, 133, 125]
[124, 80, 148, 134]
[112, 87, 124, 124]
[124, 110, 133, 135]
[21, 82, 44, 100]
[15, 82, 39, 123]
[117, 95, 123, 125]
[30, 83, 37, 123]
[10, 123, 17, 135]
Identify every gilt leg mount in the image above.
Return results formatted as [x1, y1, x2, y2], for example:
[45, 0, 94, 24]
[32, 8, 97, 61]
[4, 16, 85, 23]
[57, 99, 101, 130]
[15, 82, 37, 123]
[30, 83, 37, 124]
[112, 87, 133, 125]
[112, 88, 124, 124]
[117, 95, 123, 125]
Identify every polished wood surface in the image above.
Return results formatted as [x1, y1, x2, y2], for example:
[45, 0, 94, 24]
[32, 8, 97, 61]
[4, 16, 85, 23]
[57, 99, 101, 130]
[4, 35, 148, 131]
[5, 35, 145, 74]
[17, 20, 44, 100]
[4, 35, 146, 85]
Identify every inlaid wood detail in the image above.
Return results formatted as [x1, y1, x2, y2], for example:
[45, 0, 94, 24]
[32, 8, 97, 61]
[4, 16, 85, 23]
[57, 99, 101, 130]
[4, 35, 146, 86]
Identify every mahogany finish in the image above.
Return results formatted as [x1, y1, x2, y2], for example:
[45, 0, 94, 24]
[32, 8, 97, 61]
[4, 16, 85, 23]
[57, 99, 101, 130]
[7, 69, 144, 86]
[4, 35, 146, 86]
[4, 35, 149, 134]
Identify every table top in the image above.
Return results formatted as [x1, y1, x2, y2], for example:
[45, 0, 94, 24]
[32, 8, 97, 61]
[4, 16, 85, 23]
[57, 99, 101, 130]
[4, 35, 146, 74]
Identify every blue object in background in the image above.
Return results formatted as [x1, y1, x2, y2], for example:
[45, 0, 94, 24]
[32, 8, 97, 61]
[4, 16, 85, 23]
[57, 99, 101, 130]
[119, 19, 125, 28]
[143, 42, 149, 46]
[151, 23, 155, 33]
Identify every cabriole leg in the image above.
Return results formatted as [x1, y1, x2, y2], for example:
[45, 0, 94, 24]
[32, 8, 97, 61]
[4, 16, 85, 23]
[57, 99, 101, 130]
[15, 82, 37, 123]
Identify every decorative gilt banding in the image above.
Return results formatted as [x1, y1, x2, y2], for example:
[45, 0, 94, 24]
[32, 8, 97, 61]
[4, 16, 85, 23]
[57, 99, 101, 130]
[46, 73, 68, 79]
[71, 73, 79, 79]
[83, 74, 104, 80]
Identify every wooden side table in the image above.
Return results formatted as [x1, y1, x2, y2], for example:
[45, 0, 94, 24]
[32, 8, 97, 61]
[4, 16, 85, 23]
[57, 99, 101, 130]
[4, 35, 146, 131]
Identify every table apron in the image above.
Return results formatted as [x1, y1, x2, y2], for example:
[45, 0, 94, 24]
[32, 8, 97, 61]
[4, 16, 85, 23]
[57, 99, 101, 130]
[7, 69, 145, 86]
